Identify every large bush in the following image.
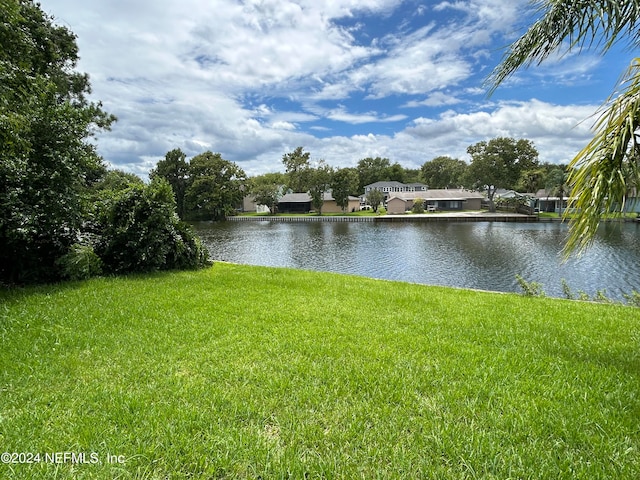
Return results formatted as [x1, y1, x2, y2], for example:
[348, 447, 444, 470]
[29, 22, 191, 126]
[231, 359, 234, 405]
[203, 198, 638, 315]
[96, 179, 210, 274]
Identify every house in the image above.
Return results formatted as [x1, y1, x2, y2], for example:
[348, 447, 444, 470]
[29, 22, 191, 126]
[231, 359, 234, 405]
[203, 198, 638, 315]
[363, 181, 428, 202]
[386, 189, 484, 214]
[277, 192, 360, 214]
[242, 195, 270, 213]
[535, 189, 570, 213]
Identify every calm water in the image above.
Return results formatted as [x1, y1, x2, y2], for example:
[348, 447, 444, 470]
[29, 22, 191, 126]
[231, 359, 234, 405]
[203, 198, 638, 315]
[193, 220, 640, 300]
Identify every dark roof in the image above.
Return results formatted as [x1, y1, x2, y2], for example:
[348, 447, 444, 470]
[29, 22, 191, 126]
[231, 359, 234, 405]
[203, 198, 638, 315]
[388, 189, 484, 201]
[278, 192, 360, 203]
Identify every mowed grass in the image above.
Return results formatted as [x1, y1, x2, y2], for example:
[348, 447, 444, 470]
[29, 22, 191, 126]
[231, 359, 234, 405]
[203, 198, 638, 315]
[1, 263, 639, 479]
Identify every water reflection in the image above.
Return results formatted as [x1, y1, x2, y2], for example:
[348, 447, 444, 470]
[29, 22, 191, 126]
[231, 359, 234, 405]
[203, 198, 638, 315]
[192, 220, 640, 300]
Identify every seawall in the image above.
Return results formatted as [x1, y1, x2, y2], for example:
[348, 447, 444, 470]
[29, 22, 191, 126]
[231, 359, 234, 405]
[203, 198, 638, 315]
[226, 214, 540, 223]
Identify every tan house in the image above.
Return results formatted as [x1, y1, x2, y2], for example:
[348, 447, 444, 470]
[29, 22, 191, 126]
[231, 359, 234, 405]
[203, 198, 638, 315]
[278, 192, 360, 214]
[386, 189, 484, 214]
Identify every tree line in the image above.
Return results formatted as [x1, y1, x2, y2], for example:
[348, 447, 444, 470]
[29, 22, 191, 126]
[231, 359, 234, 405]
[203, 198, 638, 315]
[152, 138, 569, 217]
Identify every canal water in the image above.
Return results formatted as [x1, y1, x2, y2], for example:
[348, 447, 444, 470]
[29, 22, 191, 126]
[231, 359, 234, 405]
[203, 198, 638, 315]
[192, 220, 640, 300]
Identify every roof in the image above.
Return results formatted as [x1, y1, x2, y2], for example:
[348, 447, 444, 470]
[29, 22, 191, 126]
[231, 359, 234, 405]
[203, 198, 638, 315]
[535, 189, 570, 199]
[388, 189, 484, 201]
[278, 192, 360, 203]
[279, 193, 312, 203]
[364, 181, 427, 189]
[365, 181, 406, 189]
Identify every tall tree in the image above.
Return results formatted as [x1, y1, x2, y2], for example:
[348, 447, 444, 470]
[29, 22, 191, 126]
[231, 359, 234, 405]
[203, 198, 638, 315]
[150, 148, 190, 219]
[308, 161, 334, 215]
[487, 0, 640, 254]
[465, 137, 539, 212]
[282, 147, 311, 192]
[365, 189, 384, 213]
[0, 0, 115, 283]
[388, 162, 406, 183]
[421, 156, 467, 188]
[356, 157, 391, 192]
[248, 173, 287, 214]
[331, 167, 359, 212]
[185, 152, 246, 220]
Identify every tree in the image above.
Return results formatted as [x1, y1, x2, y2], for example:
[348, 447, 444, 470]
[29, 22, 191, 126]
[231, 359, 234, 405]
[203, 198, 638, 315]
[248, 173, 286, 214]
[150, 148, 190, 219]
[185, 152, 246, 220]
[465, 137, 539, 212]
[486, 0, 640, 254]
[388, 162, 406, 183]
[421, 156, 467, 188]
[365, 189, 384, 213]
[282, 147, 311, 192]
[331, 167, 359, 212]
[516, 167, 546, 193]
[356, 157, 392, 192]
[308, 161, 334, 215]
[0, 0, 115, 283]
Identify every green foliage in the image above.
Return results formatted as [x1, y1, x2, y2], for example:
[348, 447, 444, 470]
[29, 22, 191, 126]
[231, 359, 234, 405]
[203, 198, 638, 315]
[623, 290, 640, 307]
[421, 156, 467, 188]
[515, 274, 545, 297]
[96, 179, 210, 274]
[466, 137, 539, 212]
[150, 148, 190, 219]
[185, 151, 246, 220]
[331, 167, 359, 212]
[55, 243, 103, 281]
[411, 198, 425, 213]
[365, 188, 384, 213]
[0, 0, 115, 283]
[308, 161, 334, 215]
[248, 174, 285, 214]
[282, 146, 311, 192]
[356, 156, 392, 192]
[486, 0, 640, 255]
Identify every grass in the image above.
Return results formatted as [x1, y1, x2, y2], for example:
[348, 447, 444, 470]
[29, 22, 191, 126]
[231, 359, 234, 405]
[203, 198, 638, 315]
[1, 263, 639, 479]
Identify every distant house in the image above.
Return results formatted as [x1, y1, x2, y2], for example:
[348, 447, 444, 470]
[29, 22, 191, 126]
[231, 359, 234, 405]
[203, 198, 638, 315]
[242, 195, 270, 213]
[386, 189, 484, 214]
[535, 189, 570, 213]
[363, 181, 428, 202]
[277, 192, 360, 214]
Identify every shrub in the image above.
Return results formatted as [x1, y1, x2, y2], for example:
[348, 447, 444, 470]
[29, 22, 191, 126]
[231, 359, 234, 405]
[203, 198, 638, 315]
[96, 179, 210, 274]
[56, 243, 103, 281]
[411, 198, 425, 214]
[515, 274, 545, 297]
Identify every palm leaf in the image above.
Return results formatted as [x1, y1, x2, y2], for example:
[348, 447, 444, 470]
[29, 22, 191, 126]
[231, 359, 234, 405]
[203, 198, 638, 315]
[563, 57, 640, 255]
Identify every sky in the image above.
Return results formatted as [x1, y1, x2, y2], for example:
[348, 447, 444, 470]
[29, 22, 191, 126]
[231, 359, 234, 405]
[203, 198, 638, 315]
[41, 0, 630, 178]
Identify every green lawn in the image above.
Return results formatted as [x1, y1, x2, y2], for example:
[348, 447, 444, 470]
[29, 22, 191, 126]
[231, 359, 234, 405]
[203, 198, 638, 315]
[1, 263, 639, 479]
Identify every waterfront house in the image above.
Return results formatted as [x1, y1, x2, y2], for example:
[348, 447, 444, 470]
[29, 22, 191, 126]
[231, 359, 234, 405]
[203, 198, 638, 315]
[363, 181, 428, 202]
[278, 192, 360, 214]
[535, 189, 570, 213]
[386, 189, 484, 214]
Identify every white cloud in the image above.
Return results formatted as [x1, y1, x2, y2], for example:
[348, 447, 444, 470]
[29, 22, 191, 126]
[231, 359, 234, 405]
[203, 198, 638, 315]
[41, 0, 609, 179]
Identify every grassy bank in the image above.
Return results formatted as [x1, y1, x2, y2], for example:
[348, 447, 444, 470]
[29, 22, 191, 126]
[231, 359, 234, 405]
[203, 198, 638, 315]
[1, 263, 639, 479]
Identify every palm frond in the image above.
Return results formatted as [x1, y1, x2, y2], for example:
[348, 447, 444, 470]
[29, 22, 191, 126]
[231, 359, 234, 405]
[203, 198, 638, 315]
[487, 0, 640, 94]
[563, 57, 640, 256]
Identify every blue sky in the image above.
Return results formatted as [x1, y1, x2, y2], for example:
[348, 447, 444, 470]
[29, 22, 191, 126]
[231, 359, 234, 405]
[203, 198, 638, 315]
[42, 0, 630, 178]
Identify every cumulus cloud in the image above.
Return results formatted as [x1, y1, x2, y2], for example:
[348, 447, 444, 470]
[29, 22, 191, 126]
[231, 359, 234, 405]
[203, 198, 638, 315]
[42, 0, 613, 178]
